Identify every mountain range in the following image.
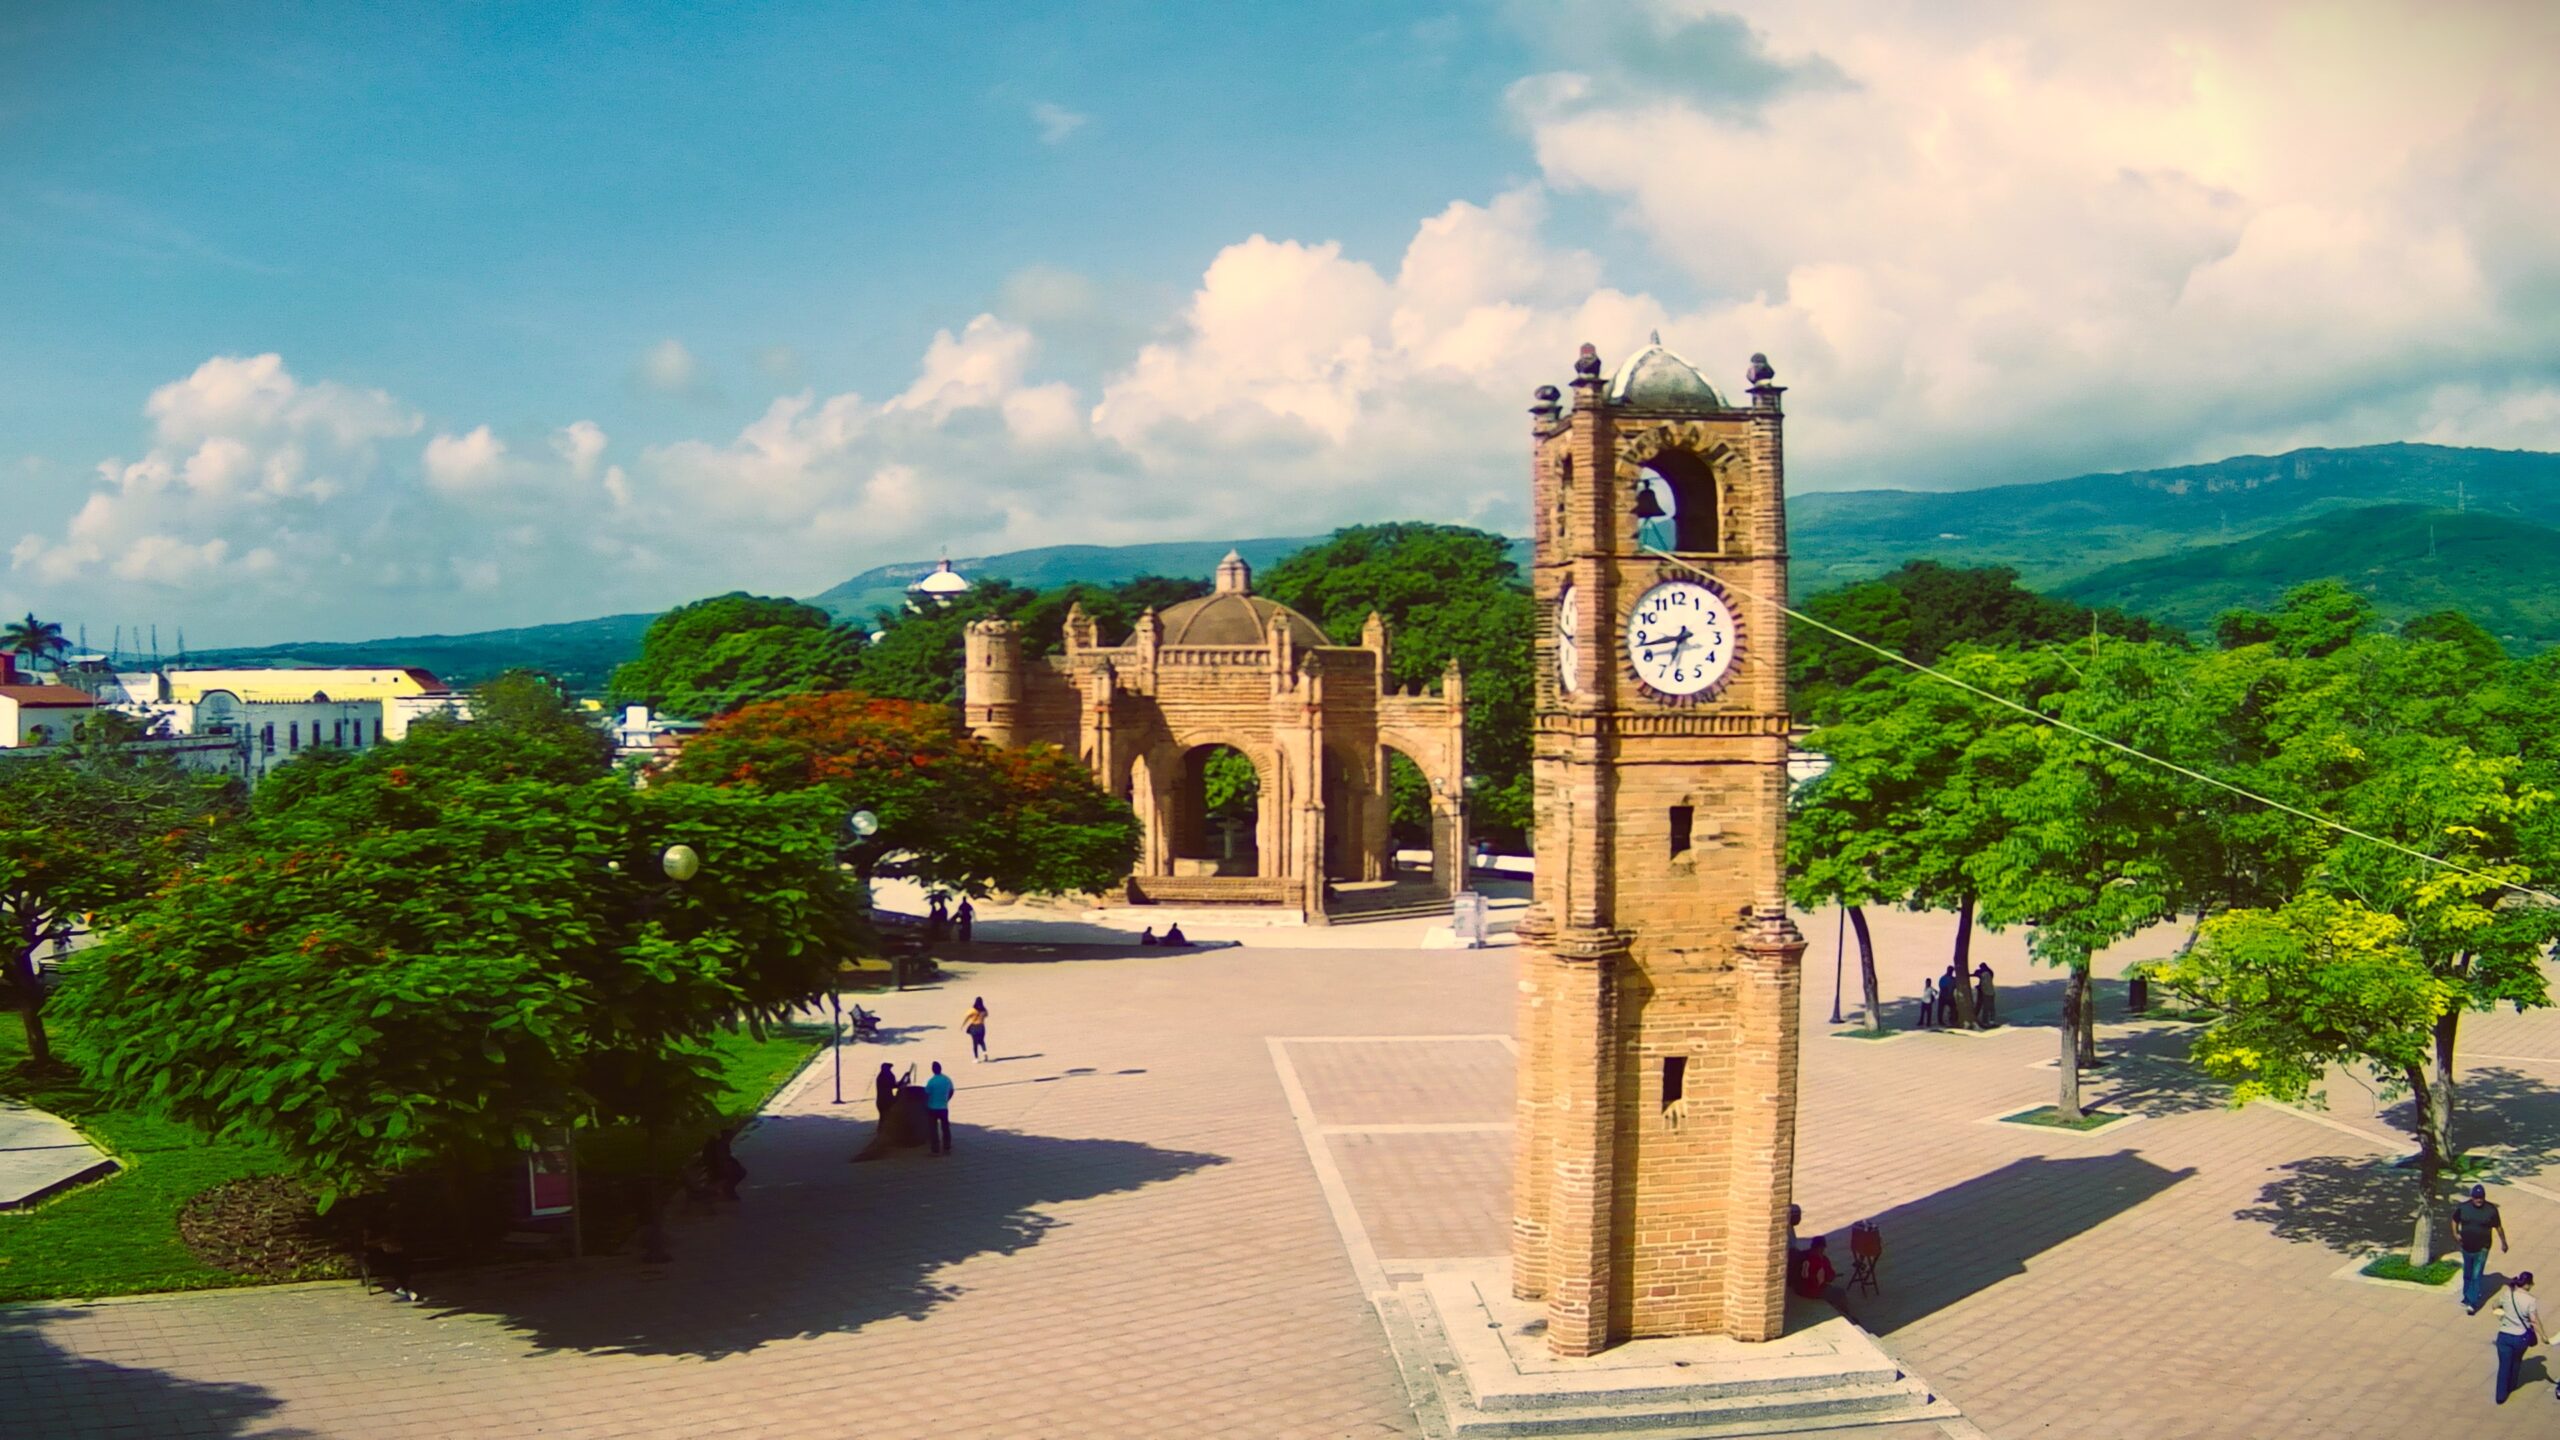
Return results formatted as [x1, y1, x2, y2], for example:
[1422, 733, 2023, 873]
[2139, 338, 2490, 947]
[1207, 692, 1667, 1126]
[178, 442, 2560, 688]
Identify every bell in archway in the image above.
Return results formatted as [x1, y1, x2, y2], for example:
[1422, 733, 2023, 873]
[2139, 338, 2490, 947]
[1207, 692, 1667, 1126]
[1633, 480, 1667, 520]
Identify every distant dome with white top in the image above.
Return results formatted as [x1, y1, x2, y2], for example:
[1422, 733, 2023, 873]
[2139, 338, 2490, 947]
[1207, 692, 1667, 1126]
[907, 557, 973, 602]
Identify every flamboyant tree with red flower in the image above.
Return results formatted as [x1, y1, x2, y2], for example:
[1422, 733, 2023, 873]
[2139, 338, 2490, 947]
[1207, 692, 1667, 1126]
[665, 691, 1140, 899]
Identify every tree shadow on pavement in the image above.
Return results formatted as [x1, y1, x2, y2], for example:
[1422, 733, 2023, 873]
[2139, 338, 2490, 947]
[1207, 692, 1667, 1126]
[2237, 1155, 2416, 1256]
[2388, 1067, 2560, 1169]
[0, 1306, 314, 1438]
[426, 1118, 1224, 1359]
[1824, 1151, 2194, 1336]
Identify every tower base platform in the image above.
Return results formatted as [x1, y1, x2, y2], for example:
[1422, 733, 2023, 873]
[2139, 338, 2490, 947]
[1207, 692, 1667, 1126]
[1376, 1261, 1980, 1439]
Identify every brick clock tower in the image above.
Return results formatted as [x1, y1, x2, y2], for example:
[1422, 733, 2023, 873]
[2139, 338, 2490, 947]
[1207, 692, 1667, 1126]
[1512, 336, 1806, 1356]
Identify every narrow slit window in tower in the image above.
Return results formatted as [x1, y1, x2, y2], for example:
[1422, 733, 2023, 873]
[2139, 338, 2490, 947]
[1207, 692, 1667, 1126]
[1669, 805, 1694, 858]
[1662, 1055, 1687, 1111]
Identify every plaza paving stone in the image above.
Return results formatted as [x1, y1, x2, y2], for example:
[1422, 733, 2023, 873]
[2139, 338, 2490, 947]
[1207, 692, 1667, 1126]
[10, 905, 2560, 1436]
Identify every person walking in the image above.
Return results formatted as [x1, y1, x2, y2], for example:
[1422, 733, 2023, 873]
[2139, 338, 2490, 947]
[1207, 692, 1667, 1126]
[1973, 963, 1998, 1028]
[2494, 1271, 2542, 1403]
[2454, 1183, 2511, 1313]
[964, 997, 990, 1062]
[954, 898, 975, 943]
[923, 1061, 955, 1155]
[1917, 979, 1937, 1030]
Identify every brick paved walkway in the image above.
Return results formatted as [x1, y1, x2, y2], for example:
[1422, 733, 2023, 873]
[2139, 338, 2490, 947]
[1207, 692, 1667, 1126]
[12, 908, 2560, 1437]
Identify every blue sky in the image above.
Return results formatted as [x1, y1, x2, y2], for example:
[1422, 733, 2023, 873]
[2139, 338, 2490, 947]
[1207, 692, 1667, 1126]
[5, 4, 1547, 459]
[6, 2, 2557, 645]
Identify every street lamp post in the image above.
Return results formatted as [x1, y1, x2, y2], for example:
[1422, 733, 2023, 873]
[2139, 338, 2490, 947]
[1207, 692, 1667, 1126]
[635, 843, 701, 1266]
[830, 992, 845, 1105]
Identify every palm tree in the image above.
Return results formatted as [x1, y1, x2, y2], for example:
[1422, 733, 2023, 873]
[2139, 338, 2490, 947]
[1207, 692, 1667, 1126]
[2, 613, 67, 671]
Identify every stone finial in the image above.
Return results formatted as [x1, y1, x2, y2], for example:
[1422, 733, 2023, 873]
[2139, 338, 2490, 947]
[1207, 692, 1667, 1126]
[1573, 344, 1603, 385]
[1530, 384, 1563, 426]
[1747, 352, 1784, 410]
[1215, 549, 1252, 595]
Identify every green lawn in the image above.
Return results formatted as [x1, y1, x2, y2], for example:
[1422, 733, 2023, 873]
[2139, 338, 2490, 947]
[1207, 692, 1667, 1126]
[0, 1022, 296, 1303]
[0, 1019, 825, 1303]
[2362, 1254, 2459, 1286]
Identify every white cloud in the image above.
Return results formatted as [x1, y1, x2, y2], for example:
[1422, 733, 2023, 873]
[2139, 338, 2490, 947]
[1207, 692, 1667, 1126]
[636, 338, 709, 397]
[551, 420, 608, 480]
[1030, 102, 1088, 145]
[423, 426, 509, 492]
[1502, 0, 2560, 486]
[18, 3, 2560, 642]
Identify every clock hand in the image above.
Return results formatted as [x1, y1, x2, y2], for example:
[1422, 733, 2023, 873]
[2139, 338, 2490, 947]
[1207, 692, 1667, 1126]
[1642, 627, 1694, 658]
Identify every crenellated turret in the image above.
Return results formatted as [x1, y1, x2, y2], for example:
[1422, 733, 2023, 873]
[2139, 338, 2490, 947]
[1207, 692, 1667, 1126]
[963, 618, 1023, 748]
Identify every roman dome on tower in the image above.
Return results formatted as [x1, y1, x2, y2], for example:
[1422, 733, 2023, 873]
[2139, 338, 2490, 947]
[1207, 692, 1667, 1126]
[1152, 551, 1329, 647]
[1606, 332, 1727, 411]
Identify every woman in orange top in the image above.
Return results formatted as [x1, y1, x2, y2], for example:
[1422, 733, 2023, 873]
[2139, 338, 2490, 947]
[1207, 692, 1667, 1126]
[965, 997, 989, 1062]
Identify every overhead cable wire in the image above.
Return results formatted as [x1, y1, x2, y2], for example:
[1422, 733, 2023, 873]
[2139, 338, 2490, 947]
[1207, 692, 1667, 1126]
[1640, 545, 2560, 907]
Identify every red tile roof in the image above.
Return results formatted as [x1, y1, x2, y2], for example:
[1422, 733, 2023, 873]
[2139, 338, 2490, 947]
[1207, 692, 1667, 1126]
[0, 685, 97, 706]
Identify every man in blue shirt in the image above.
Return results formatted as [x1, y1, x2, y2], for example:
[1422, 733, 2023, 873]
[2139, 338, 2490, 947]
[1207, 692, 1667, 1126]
[923, 1061, 955, 1155]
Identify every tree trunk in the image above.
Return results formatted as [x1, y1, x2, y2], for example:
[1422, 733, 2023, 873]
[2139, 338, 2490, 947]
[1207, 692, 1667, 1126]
[4, 938, 51, 1070]
[1948, 894, 1979, 1029]
[2056, 964, 2087, 1120]
[2075, 961, 2100, 1067]
[2403, 1011, 2463, 1265]
[1848, 905, 1883, 1031]
[2405, 1060, 2445, 1266]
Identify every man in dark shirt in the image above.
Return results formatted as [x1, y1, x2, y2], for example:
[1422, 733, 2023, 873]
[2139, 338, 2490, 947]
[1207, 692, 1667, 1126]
[2454, 1183, 2510, 1313]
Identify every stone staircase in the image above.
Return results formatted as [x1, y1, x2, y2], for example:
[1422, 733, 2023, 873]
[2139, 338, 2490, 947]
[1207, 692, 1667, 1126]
[1327, 879, 1458, 925]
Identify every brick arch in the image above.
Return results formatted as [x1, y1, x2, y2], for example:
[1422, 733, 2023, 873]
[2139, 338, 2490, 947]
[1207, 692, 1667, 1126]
[1162, 735, 1277, 879]
[1616, 425, 1748, 553]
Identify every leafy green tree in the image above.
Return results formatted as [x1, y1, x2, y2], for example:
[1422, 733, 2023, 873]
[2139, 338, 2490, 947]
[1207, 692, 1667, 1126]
[1259, 524, 1535, 843]
[1790, 656, 2011, 1030]
[0, 750, 244, 1068]
[2153, 895, 2456, 1262]
[608, 594, 863, 719]
[1202, 748, 1258, 828]
[1791, 562, 2172, 723]
[58, 731, 864, 1204]
[1964, 643, 2190, 1113]
[666, 691, 1141, 898]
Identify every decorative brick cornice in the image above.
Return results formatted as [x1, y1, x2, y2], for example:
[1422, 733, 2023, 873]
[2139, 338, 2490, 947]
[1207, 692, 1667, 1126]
[1533, 710, 1793, 738]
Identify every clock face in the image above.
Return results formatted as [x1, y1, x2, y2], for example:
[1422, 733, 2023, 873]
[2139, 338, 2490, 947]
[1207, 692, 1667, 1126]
[1554, 583, 1581, 693]
[1626, 578, 1739, 699]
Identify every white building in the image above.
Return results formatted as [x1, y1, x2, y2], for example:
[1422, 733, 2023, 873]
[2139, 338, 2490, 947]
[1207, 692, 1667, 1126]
[101, 666, 474, 784]
[0, 650, 96, 748]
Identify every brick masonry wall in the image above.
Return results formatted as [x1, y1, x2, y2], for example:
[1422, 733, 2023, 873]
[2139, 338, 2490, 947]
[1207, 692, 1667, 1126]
[1515, 365, 1802, 1352]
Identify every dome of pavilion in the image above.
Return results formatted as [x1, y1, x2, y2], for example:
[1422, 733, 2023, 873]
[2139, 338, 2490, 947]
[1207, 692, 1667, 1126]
[1153, 550, 1329, 647]
[1607, 332, 1726, 411]
[907, 556, 973, 600]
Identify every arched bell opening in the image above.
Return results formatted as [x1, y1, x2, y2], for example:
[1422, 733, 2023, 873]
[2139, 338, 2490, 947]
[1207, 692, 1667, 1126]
[1634, 449, 1719, 554]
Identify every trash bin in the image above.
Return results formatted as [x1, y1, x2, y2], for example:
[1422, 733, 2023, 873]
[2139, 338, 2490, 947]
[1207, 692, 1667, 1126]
[2127, 975, 2150, 1016]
